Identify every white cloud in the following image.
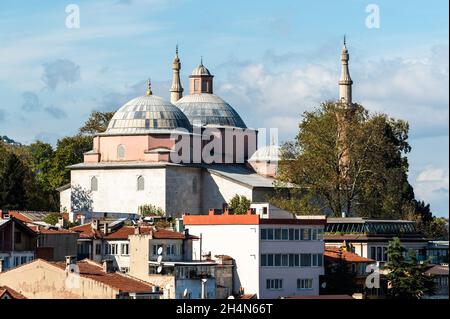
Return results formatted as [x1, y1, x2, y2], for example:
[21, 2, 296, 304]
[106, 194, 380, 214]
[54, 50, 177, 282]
[414, 167, 449, 205]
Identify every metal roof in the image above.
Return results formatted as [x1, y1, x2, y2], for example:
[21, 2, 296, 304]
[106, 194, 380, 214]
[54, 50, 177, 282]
[105, 95, 192, 134]
[175, 93, 247, 128]
[205, 164, 277, 188]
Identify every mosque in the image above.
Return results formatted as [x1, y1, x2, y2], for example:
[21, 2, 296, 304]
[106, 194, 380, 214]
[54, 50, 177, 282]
[59, 42, 354, 218]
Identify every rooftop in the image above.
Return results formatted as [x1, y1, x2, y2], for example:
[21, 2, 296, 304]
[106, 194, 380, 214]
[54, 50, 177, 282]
[0, 286, 27, 299]
[324, 247, 375, 263]
[425, 264, 449, 276]
[51, 259, 156, 293]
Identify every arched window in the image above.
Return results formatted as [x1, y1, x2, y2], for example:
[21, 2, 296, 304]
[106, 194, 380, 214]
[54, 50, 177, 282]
[117, 144, 125, 159]
[91, 176, 98, 192]
[137, 176, 145, 191]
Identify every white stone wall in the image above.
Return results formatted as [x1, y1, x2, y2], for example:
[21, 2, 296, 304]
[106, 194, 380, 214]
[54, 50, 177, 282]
[59, 188, 71, 213]
[201, 172, 253, 212]
[70, 167, 166, 215]
[186, 224, 260, 296]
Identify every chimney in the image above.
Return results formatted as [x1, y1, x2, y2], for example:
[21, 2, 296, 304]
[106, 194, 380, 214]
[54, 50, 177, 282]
[103, 222, 109, 235]
[0, 210, 10, 219]
[65, 255, 77, 269]
[58, 217, 65, 228]
[134, 226, 141, 235]
[102, 259, 114, 273]
[224, 208, 234, 215]
[247, 208, 256, 215]
[341, 212, 347, 218]
[208, 209, 215, 216]
[92, 219, 100, 231]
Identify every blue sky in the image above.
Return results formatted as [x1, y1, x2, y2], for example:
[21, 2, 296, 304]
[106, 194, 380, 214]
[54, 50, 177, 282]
[0, 0, 448, 216]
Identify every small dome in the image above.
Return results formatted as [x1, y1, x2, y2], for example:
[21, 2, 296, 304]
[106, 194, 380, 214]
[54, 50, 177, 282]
[248, 145, 280, 162]
[191, 64, 211, 76]
[105, 95, 192, 134]
[175, 93, 246, 128]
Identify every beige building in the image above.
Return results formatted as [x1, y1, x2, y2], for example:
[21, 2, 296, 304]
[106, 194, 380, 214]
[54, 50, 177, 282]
[0, 257, 161, 299]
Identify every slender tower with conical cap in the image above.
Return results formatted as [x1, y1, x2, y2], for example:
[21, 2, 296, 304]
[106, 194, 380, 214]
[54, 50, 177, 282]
[339, 36, 353, 106]
[170, 45, 183, 104]
[337, 37, 355, 196]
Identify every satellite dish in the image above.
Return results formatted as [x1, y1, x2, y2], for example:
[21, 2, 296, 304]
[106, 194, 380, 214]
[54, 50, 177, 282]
[157, 266, 163, 274]
[157, 247, 163, 255]
[183, 289, 188, 297]
[227, 296, 235, 299]
[157, 255, 163, 264]
[201, 278, 208, 283]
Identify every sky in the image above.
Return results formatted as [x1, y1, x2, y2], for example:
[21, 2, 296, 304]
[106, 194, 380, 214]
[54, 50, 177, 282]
[0, 0, 448, 217]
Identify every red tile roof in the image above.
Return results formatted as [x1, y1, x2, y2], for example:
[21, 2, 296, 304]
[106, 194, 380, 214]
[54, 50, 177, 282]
[52, 260, 156, 293]
[28, 224, 78, 235]
[70, 223, 103, 239]
[70, 223, 196, 240]
[0, 286, 27, 299]
[324, 247, 374, 263]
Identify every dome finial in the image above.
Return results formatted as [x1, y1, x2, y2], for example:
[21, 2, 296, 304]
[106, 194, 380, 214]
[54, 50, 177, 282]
[146, 78, 153, 96]
[176, 43, 179, 57]
[200, 56, 203, 66]
[343, 34, 347, 47]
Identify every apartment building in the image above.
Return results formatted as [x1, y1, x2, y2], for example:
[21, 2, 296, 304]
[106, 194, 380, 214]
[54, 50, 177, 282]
[183, 208, 326, 299]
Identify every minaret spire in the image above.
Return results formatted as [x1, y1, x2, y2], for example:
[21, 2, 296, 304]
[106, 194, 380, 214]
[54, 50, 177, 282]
[170, 45, 184, 104]
[339, 36, 353, 106]
[146, 78, 152, 96]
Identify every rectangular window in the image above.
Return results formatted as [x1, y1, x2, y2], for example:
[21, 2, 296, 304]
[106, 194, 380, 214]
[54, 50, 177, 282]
[317, 229, 324, 240]
[371, 247, 376, 260]
[294, 229, 300, 241]
[166, 245, 176, 256]
[383, 247, 388, 262]
[261, 254, 268, 267]
[312, 254, 318, 266]
[300, 254, 312, 267]
[266, 279, 283, 290]
[109, 244, 118, 255]
[297, 279, 313, 290]
[267, 254, 274, 267]
[21, 256, 27, 264]
[288, 229, 295, 241]
[274, 229, 282, 240]
[289, 254, 295, 267]
[281, 229, 289, 240]
[121, 243, 129, 256]
[294, 254, 300, 267]
[377, 247, 382, 261]
[95, 244, 102, 255]
[301, 229, 310, 241]
[104, 243, 109, 255]
[267, 229, 274, 240]
[311, 229, 318, 241]
[261, 229, 268, 240]
[14, 257, 20, 266]
[274, 254, 282, 266]
[281, 254, 288, 267]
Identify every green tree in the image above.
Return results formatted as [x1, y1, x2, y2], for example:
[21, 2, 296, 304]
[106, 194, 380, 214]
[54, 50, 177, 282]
[79, 111, 114, 135]
[272, 102, 415, 219]
[228, 195, 251, 215]
[0, 152, 27, 209]
[385, 237, 435, 299]
[138, 204, 165, 217]
[49, 135, 93, 188]
[43, 212, 62, 225]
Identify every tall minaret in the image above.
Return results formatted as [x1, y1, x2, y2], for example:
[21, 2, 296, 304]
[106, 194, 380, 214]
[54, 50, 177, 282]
[337, 37, 355, 195]
[339, 36, 353, 106]
[170, 45, 183, 104]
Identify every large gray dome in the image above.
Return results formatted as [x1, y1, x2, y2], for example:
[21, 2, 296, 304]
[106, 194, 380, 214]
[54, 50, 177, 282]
[175, 93, 246, 128]
[105, 95, 192, 134]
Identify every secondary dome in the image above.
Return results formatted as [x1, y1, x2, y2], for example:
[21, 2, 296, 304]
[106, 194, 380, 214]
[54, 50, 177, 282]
[175, 93, 247, 128]
[191, 64, 211, 76]
[105, 95, 192, 134]
[248, 144, 281, 162]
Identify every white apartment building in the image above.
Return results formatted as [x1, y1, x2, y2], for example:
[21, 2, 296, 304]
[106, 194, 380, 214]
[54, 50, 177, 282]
[183, 206, 326, 299]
